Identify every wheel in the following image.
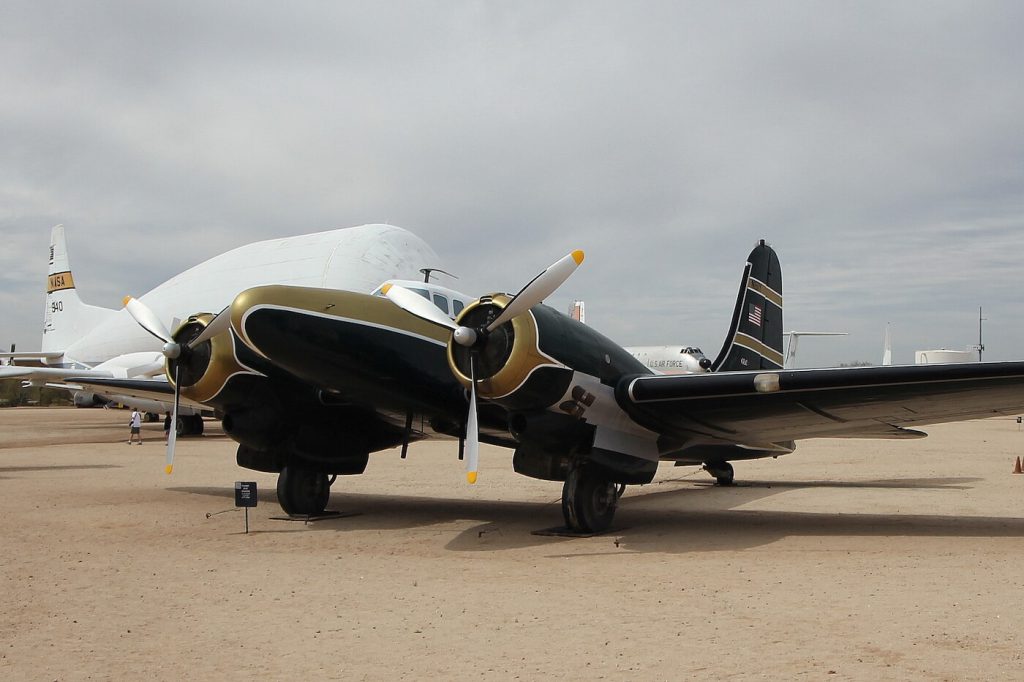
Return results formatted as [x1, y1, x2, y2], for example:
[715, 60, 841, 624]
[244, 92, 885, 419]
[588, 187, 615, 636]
[175, 416, 189, 437]
[276, 466, 330, 516]
[561, 466, 620, 533]
[144, 412, 159, 423]
[705, 461, 734, 486]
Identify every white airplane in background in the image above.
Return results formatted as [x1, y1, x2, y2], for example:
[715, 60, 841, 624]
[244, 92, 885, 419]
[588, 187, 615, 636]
[0, 223, 442, 431]
[624, 333, 848, 375]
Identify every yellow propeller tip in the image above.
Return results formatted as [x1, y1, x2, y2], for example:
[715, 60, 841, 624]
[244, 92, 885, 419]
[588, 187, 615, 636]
[381, 283, 392, 295]
[571, 250, 584, 265]
[122, 295, 133, 307]
[466, 471, 478, 484]
[164, 465, 173, 475]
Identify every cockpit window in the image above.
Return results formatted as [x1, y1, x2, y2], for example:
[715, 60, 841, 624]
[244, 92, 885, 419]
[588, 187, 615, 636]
[453, 299, 464, 316]
[432, 294, 449, 314]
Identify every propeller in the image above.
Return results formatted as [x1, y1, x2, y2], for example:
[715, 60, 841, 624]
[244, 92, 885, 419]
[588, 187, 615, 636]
[465, 355, 478, 484]
[483, 250, 584, 333]
[124, 298, 230, 474]
[166, 363, 180, 474]
[379, 284, 456, 331]
[384, 249, 584, 484]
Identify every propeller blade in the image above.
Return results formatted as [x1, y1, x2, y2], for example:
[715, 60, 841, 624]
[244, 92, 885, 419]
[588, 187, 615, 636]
[125, 297, 174, 344]
[465, 355, 479, 484]
[486, 250, 584, 332]
[165, 364, 180, 475]
[382, 283, 458, 331]
[187, 307, 231, 348]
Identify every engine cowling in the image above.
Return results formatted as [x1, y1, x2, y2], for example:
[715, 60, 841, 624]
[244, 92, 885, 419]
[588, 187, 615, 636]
[447, 294, 576, 412]
[165, 313, 260, 405]
[447, 295, 647, 413]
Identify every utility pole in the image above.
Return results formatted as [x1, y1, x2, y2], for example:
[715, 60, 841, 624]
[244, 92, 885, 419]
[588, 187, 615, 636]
[977, 306, 985, 362]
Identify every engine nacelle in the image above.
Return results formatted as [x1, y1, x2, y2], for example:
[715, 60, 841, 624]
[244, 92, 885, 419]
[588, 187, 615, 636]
[447, 298, 659, 484]
[448, 298, 648, 412]
[72, 391, 107, 408]
[166, 313, 262, 405]
[221, 407, 284, 450]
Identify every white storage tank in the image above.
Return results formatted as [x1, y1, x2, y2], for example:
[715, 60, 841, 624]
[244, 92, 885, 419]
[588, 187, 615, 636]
[914, 349, 978, 364]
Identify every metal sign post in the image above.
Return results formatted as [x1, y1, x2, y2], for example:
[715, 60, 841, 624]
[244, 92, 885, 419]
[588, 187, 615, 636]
[234, 481, 257, 533]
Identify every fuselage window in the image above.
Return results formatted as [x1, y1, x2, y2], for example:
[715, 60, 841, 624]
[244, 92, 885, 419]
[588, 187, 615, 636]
[411, 288, 429, 300]
[433, 294, 449, 315]
[453, 299, 464, 316]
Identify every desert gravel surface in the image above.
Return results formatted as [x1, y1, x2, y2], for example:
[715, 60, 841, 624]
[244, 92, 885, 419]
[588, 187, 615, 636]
[2, 407, 1024, 680]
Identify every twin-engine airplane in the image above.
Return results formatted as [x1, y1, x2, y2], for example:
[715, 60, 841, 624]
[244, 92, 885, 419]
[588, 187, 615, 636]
[78, 238, 1024, 534]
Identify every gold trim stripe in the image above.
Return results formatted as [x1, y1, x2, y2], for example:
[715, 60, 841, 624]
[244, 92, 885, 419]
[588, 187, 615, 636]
[747, 276, 782, 308]
[735, 332, 785, 366]
[47, 271, 75, 294]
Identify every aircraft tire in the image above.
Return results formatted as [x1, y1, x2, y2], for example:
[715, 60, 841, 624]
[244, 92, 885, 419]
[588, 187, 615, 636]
[175, 416, 189, 437]
[705, 461, 734, 486]
[276, 466, 330, 516]
[561, 466, 618, 534]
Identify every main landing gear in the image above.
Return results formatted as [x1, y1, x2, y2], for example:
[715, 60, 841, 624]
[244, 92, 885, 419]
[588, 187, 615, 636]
[561, 466, 625, 534]
[175, 414, 204, 437]
[276, 465, 332, 516]
[704, 461, 735, 486]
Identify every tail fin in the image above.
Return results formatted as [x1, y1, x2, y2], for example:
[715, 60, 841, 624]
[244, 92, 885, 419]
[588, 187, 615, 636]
[41, 225, 117, 355]
[711, 239, 784, 372]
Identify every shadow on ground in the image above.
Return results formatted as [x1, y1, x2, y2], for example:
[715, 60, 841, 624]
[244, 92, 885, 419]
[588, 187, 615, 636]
[164, 474, 1024, 554]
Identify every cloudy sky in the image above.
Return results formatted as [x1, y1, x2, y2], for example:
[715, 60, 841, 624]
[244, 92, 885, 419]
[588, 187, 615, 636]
[2, 2, 1022, 367]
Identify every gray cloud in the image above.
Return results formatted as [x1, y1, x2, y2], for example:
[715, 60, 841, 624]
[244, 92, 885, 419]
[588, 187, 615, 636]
[2, 1, 1023, 367]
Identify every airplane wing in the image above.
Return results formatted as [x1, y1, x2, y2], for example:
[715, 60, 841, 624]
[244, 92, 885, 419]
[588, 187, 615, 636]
[620, 361, 1024, 449]
[0, 351, 66, 367]
[66, 377, 206, 410]
[0, 366, 114, 383]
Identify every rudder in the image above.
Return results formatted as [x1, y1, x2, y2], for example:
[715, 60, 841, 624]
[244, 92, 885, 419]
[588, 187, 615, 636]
[711, 239, 783, 372]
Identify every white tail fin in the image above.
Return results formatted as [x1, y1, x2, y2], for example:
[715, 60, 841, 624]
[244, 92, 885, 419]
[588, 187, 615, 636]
[41, 225, 117, 356]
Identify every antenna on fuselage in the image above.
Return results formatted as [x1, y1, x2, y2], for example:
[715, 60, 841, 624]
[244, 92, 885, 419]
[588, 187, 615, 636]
[419, 268, 458, 284]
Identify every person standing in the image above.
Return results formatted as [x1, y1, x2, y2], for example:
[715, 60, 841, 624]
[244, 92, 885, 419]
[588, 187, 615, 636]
[163, 412, 172, 442]
[128, 408, 143, 444]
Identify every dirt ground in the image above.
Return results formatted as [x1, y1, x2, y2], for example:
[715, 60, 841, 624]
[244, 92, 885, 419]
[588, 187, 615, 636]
[2, 407, 1024, 680]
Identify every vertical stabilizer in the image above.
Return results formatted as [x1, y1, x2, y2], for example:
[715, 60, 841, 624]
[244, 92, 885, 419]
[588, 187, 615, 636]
[41, 225, 117, 356]
[711, 240, 784, 372]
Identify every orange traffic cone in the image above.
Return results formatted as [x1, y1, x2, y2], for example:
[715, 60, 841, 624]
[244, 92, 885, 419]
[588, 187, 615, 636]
[1014, 457, 1022, 474]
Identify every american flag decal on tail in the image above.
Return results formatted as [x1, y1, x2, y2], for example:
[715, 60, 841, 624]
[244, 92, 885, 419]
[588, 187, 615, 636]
[748, 303, 762, 327]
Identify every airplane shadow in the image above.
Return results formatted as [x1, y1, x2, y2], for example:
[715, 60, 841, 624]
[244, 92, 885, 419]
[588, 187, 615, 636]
[166, 475, 1024, 554]
[0, 464, 121, 480]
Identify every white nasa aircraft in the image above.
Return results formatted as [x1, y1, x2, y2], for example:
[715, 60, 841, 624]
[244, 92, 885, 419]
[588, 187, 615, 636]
[0, 223, 442, 430]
